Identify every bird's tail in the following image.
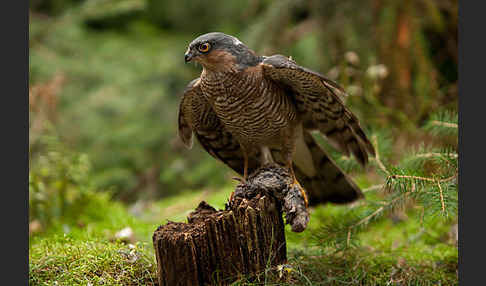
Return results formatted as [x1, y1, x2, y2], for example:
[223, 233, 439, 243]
[292, 131, 364, 206]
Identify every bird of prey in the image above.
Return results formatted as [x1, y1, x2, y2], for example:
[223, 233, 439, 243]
[178, 32, 375, 206]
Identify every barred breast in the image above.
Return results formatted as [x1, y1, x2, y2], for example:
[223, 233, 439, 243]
[200, 66, 298, 149]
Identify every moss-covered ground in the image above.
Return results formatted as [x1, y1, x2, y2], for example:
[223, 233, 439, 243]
[30, 184, 457, 285]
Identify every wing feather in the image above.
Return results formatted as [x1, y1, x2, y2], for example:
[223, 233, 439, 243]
[261, 55, 375, 166]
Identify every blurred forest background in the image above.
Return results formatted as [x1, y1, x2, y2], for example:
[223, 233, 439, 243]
[29, 0, 458, 284]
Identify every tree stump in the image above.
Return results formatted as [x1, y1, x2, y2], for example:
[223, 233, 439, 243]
[152, 164, 309, 286]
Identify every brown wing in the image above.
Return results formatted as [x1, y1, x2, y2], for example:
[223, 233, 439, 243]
[262, 55, 375, 166]
[178, 78, 259, 175]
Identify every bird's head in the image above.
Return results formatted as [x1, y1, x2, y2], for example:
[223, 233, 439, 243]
[184, 32, 261, 71]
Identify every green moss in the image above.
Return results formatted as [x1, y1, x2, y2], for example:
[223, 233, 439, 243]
[30, 237, 157, 285]
[30, 185, 457, 285]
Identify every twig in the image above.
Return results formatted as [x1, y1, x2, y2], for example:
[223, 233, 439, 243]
[388, 173, 457, 183]
[430, 120, 458, 129]
[351, 206, 385, 229]
[371, 135, 389, 175]
[346, 230, 352, 248]
[415, 153, 458, 159]
[413, 152, 458, 171]
[436, 180, 446, 214]
[346, 207, 383, 247]
[389, 174, 436, 182]
[346, 195, 404, 246]
[362, 184, 383, 193]
[441, 173, 458, 183]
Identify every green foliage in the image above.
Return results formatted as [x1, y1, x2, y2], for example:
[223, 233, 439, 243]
[29, 9, 232, 201]
[385, 111, 458, 219]
[30, 237, 157, 285]
[29, 133, 96, 229]
[29, 181, 457, 285]
[281, 245, 457, 285]
[146, 0, 251, 34]
[30, 0, 85, 16]
[80, 0, 147, 30]
[312, 110, 458, 250]
[423, 110, 459, 138]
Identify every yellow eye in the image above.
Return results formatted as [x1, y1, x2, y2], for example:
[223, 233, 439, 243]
[198, 43, 211, 53]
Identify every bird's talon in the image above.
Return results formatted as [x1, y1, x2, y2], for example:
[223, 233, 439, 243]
[291, 178, 309, 208]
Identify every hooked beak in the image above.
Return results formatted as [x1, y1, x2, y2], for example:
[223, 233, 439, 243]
[184, 48, 194, 63]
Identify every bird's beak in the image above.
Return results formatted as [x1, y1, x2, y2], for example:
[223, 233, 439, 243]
[184, 48, 194, 63]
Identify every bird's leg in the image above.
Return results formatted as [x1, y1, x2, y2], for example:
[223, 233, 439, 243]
[283, 142, 309, 208]
[282, 126, 309, 207]
[230, 147, 248, 202]
[286, 161, 309, 208]
[240, 145, 249, 183]
[243, 153, 249, 182]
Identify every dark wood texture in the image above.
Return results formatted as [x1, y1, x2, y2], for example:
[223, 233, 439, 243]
[152, 165, 309, 286]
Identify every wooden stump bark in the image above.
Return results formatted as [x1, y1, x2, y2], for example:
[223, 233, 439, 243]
[152, 165, 309, 286]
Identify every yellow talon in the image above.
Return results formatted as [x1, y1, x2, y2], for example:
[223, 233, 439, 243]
[291, 177, 309, 208]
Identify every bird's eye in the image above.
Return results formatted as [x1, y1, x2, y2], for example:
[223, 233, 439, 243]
[198, 43, 211, 53]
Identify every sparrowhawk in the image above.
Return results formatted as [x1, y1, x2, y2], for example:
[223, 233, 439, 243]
[178, 32, 375, 206]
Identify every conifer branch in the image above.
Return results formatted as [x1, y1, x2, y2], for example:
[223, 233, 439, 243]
[388, 173, 457, 183]
[389, 174, 434, 182]
[346, 196, 402, 246]
[441, 173, 458, 183]
[315, 110, 458, 250]
[371, 135, 389, 175]
[430, 120, 458, 129]
[436, 180, 446, 214]
[362, 184, 383, 193]
[415, 153, 458, 159]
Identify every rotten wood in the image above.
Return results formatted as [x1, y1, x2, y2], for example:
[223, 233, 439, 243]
[153, 164, 309, 286]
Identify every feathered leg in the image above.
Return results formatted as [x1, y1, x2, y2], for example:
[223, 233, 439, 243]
[240, 145, 249, 182]
[287, 160, 309, 207]
[230, 145, 249, 202]
[283, 141, 309, 208]
[243, 153, 249, 182]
